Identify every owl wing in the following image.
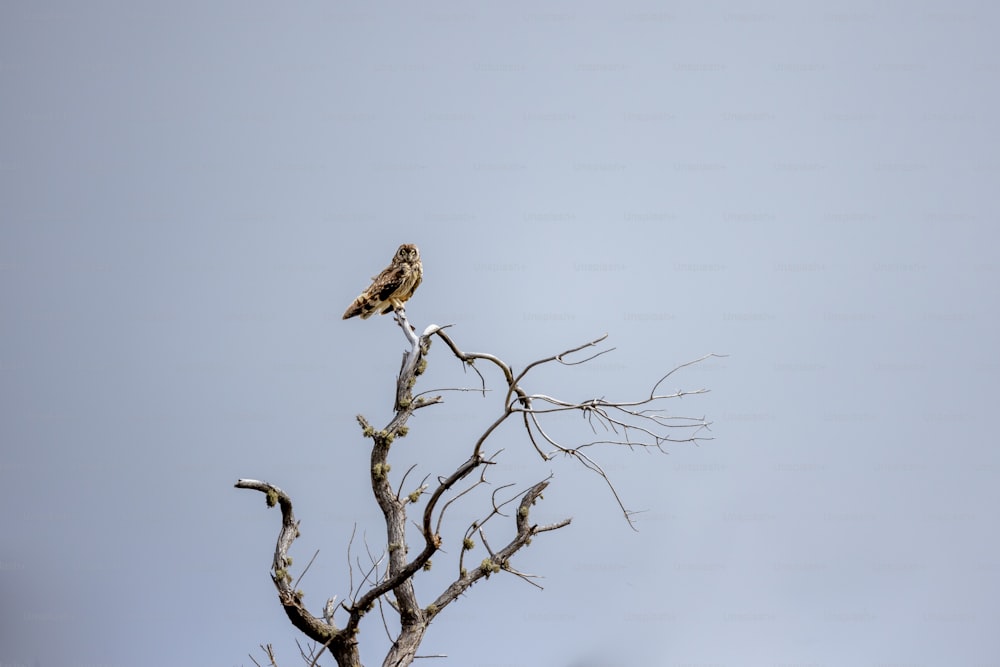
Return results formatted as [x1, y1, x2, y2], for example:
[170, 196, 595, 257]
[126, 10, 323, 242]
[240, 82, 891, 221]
[343, 262, 410, 320]
[374, 263, 412, 301]
[374, 262, 419, 315]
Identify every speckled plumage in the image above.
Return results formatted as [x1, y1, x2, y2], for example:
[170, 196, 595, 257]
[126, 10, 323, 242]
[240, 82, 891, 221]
[342, 244, 423, 320]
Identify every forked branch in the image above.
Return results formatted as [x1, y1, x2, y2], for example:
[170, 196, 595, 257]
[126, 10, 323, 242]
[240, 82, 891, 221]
[434, 329, 723, 528]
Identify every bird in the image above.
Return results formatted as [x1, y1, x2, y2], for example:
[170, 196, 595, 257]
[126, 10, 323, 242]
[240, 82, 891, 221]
[342, 243, 423, 320]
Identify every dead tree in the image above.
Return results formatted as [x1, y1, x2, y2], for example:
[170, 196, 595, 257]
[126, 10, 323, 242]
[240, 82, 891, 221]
[237, 311, 718, 667]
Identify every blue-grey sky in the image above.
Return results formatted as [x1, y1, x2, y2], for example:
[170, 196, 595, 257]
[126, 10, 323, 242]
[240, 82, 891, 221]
[2, 2, 998, 666]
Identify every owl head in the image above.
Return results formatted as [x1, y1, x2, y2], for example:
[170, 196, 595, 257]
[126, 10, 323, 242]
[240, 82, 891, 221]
[395, 244, 420, 263]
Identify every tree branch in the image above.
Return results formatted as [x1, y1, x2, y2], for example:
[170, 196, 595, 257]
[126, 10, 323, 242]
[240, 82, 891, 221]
[426, 479, 570, 621]
[234, 479, 361, 665]
[434, 330, 723, 528]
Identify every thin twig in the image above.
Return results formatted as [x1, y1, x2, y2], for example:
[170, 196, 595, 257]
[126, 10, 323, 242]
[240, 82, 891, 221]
[396, 464, 420, 501]
[292, 549, 320, 591]
[347, 523, 357, 602]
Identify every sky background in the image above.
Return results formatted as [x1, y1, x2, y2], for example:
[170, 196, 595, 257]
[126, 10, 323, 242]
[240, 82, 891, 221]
[2, 2, 999, 666]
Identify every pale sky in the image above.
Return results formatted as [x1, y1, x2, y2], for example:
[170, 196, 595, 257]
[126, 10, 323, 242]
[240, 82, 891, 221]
[2, 2, 999, 666]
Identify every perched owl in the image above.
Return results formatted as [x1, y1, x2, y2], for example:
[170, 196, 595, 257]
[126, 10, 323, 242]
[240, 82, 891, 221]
[342, 244, 423, 320]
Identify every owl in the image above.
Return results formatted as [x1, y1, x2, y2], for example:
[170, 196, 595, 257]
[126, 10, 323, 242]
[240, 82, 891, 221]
[342, 243, 423, 320]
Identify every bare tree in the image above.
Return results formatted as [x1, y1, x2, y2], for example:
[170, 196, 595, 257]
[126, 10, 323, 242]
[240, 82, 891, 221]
[237, 311, 718, 667]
